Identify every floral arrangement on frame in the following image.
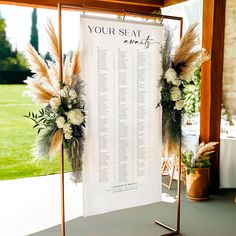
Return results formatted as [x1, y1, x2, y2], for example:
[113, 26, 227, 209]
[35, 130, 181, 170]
[158, 23, 208, 153]
[24, 20, 85, 182]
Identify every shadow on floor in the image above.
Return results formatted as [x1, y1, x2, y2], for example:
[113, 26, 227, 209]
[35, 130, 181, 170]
[30, 178, 236, 236]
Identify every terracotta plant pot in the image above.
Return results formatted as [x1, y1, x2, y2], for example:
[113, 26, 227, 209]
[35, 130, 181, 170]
[186, 168, 209, 201]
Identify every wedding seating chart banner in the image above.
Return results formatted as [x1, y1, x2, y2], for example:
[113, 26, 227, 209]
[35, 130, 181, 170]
[81, 16, 163, 216]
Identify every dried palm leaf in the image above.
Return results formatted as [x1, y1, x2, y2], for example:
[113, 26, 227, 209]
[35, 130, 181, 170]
[24, 77, 53, 103]
[180, 50, 203, 78]
[200, 49, 210, 64]
[45, 19, 59, 63]
[25, 76, 54, 93]
[33, 127, 56, 158]
[47, 61, 60, 93]
[36, 93, 52, 104]
[71, 48, 80, 76]
[49, 129, 63, 158]
[173, 23, 199, 63]
[63, 55, 71, 85]
[202, 150, 215, 156]
[197, 142, 219, 157]
[25, 44, 59, 96]
[25, 91, 52, 104]
[172, 23, 205, 79]
[25, 44, 50, 81]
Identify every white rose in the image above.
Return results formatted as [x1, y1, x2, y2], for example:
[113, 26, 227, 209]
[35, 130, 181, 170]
[63, 122, 72, 133]
[170, 86, 182, 101]
[60, 89, 66, 98]
[67, 109, 84, 125]
[56, 116, 65, 128]
[174, 99, 185, 110]
[165, 68, 177, 83]
[65, 132, 72, 140]
[60, 86, 69, 98]
[172, 79, 182, 86]
[69, 89, 77, 100]
[49, 97, 61, 108]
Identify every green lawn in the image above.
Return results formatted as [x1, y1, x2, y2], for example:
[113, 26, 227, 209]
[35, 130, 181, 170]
[0, 84, 71, 180]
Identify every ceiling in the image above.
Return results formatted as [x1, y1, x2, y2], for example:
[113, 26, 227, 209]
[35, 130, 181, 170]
[0, 0, 187, 13]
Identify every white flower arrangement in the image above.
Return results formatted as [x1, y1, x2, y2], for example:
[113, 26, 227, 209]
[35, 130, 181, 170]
[60, 86, 68, 98]
[65, 132, 73, 140]
[56, 116, 65, 128]
[63, 122, 73, 140]
[63, 122, 72, 133]
[165, 68, 177, 83]
[170, 86, 182, 102]
[174, 99, 185, 110]
[24, 20, 85, 182]
[159, 23, 207, 154]
[67, 109, 84, 126]
[69, 90, 77, 100]
[165, 68, 184, 110]
[26, 81, 85, 150]
[172, 78, 182, 86]
[49, 96, 61, 109]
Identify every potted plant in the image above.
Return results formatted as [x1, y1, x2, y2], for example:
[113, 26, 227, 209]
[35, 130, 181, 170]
[182, 142, 218, 201]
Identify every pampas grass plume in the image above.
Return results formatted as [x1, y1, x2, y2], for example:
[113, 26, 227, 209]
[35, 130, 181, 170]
[49, 129, 63, 158]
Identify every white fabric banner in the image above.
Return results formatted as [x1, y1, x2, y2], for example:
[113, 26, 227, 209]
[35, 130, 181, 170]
[81, 16, 163, 216]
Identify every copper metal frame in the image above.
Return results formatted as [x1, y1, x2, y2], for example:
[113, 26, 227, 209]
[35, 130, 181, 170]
[57, 2, 183, 235]
[155, 143, 182, 235]
[58, 4, 65, 236]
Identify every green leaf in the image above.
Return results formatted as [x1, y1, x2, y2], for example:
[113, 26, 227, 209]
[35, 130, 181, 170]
[33, 124, 39, 128]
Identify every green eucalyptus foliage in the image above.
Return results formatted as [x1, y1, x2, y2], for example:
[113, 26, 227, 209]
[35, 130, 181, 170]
[24, 107, 57, 134]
